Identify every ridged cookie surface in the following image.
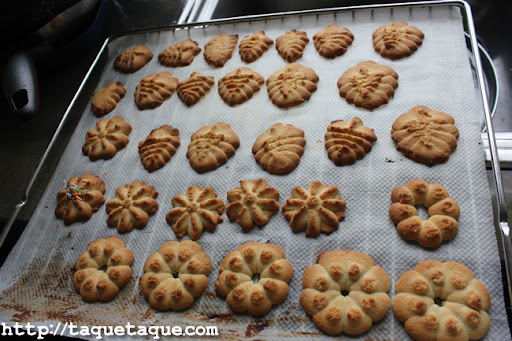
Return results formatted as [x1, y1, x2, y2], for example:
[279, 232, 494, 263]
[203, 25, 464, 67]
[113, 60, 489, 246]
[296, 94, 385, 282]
[313, 24, 354, 59]
[373, 21, 424, 60]
[266, 63, 319, 108]
[177, 72, 214, 106]
[239, 31, 274, 63]
[91, 82, 126, 117]
[134, 72, 179, 110]
[275, 29, 309, 62]
[82, 116, 132, 161]
[158, 39, 201, 67]
[218, 67, 264, 106]
[203, 33, 238, 67]
[114, 45, 153, 73]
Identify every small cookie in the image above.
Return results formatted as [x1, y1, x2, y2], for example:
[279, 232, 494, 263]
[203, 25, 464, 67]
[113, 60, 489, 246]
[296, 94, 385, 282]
[203, 33, 238, 67]
[114, 45, 153, 73]
[275, 29, 309, 63]
[226, 179, 280, 231]
[187, 122, 240, 173]
[91, 82, 126, 117]
[313, 24, 354, 59]
[166, 186, 225, 240]
[337, 61, 398, 110]
[138, 125, 181, 172]
[134, 72, 179, 110]
[218, 67, 264, 106]
[106, 180, 159, 233]
[158, 39, 201, 67]
[82, 116, 132, 161]
[239, 31, 274, 63]
[391, 106, 459, 166]
[55, 173, 105, 225]
[252, 123, 306, 174]
[266, 63, 319, 108]
[373, 21, 424, 60]
[325, 118, 377, 166]
[177, 72, 215, 107]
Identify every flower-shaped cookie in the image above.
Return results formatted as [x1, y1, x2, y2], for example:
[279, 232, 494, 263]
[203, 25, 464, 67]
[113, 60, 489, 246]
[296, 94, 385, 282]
[114, 45, 153, 73]
[138, 125, 181, 172]
[226, 179, 280, 231]
[373, 21, 424, 60]
[82, 116, 132, 161]
[239, 31, 274, 63]
[203, 33, 238, 67]
[166, 186, 225, 240]
[218, 67, 265, 106]
[158, 39, 201, 67]
[106, 180, 159, 233]
[313, 24, 354, 59]
[134, 72, 179, 110]
[337, 61, 398, 110]
[91, 82, 126, 117]
[275, 29, 309, 63]
[177, 72, 215, 107]
[55, 173, 105, 225]
[266, 63, 319, 108]
[282, 181, 346, 237]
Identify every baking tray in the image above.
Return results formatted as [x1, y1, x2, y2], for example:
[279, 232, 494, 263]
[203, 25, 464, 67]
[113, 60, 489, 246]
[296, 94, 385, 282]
[1, 1, 510, 340]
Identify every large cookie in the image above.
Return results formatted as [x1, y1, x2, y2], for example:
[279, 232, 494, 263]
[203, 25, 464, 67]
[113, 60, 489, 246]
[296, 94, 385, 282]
[91, 82, 126, 117]
[266, 63, 319, 108]
[177, 72, 215, 107]
[114, 45, 153, 73]
[134, 72, 179, 110]
[239, 31, 274, 63]
[275, 29, 309, 63]
[203, 33, 238, 67]
[158, 39, 201, 67]
[373, 21, 424, 60]
[138, 125, 181, 172]
[313, 24, 354, 59]
[218, 67, 264, 106]
[82, 116, 132, 161]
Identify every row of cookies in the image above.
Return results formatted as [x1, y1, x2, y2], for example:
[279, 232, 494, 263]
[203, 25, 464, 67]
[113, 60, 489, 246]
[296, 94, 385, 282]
[72, 236, 490, 339]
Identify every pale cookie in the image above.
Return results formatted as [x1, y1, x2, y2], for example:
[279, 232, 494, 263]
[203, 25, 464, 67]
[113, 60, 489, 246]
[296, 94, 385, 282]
[218, 67, 264, 106]
[114, 45, 153, 73]
[203, 33, 238, 67]
[252, 123, 306, 174]
[266, 63, 319, 108]
[313, 24, 354, 59]
[275, 29, 309, 63]
[337, 61, 398, 110]
[373, 21, 424, 60]
[239, 31, 274, 63]
[158, 39, 201, 67]
[91, 82, 126, 117]
[138, 125, 181, 172]
[134, 72, 179, 110]
[82, 116, 132, 161]
[177, 72, 215, 107]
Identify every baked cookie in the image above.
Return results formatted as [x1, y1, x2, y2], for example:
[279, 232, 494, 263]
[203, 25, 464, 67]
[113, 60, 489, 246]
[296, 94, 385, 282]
[187, 122, 240, 173]
[203, 33, 238, 67]
[226, 179, 280, 231]
[313, 24, 354, 59]
[138, 125, 181, 172]
[266, 63, 319, 108]
[177, 72, 215, 107]
[166, 186, 225, 240]
[106, 181, 159, 233]
[337, 61, 398, 110]
[282, 181, 346, 237]
[158, 39, 201, 67]
[391, 106, 459, 166]
[114, 45, 153, 73]
[252, 123, 306, 174]
[389, 179, 460, 248]
[82, 116, 132, 161]
[134, 72, 179, 110]
[300, 250, 391, 335]
[275, 29, 309, 63]
[140, 241, 211, 311]
[373, 21, 424, 60]
[73, 236, 134, 302]
[325, 118, 377, 166]
[55, 173, 106, 225]
[91, 82, 126, 117]
[218, 67, 264, 106]
[239, 31, 274, 63]
[215, 242, 293, 316]
[393, 259, 491, 340]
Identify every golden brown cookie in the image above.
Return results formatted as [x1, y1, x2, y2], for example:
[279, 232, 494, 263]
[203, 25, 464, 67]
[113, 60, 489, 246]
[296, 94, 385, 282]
[218, 67, 264, 106]
[337, 61, 398, 110]
[391, 106, 460, 166]
[252, 123, 306, 174]
[177, 72, 215, 107]
[282, 180, 346, 237]
[393, 259, 491, 340]
[158, 39, 201, 67]
[373, 21, 424, 60]
[114, 45, 153, 73]
[82, 116, 132, 161]
[325, 117, 377, 166]
[389, 179, 460, 248]
[91, 82, 126, 117]
[239, 31, 274, 63]
[300, 250, 391, 335]
[203, 33, 238, 67]
[266, 63, 319, 108]
[226, 179, 280, 231]
[187, 122, 240, 173]
[134, 72, 179, 110]
[55, 173, 106, 225]
[140, 241, 211, 311]
[138, 125, 181, 172]
[215, 242, 293, 316]
[313, 24, 354, 59]
[166, 186, 225, 240]
[275, 29, 309, 63]
[106, 181, 159, 233]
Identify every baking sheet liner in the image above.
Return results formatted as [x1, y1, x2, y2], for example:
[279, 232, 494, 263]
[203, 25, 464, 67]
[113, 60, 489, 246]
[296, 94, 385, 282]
[1, 5, 510, 340]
